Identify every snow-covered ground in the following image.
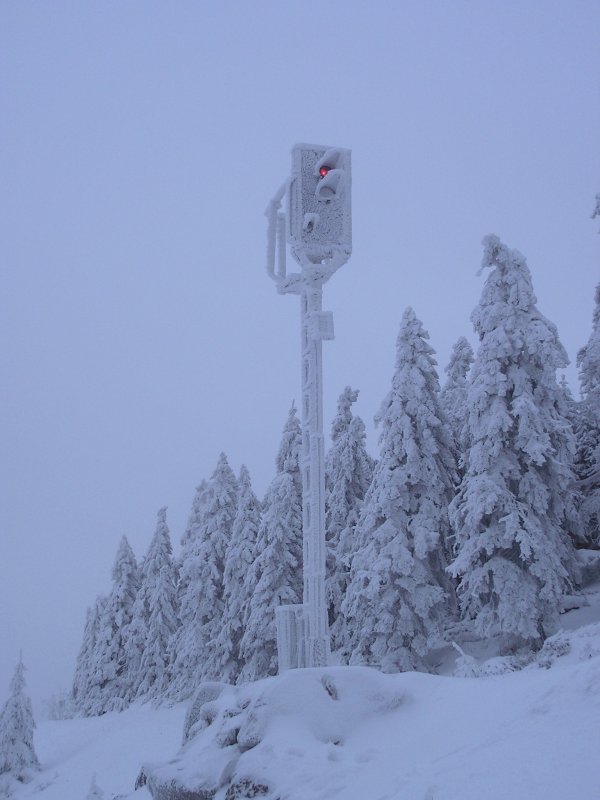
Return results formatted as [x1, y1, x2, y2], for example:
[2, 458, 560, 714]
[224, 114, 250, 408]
[7, 583, 600, 800]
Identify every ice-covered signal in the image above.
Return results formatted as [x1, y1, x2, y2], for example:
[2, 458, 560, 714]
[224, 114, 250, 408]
[265, 142, 353, 673]
[286, 143, 351, 261]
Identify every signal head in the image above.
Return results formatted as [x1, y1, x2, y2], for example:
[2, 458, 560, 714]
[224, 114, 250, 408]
[288, 143, 352, 266]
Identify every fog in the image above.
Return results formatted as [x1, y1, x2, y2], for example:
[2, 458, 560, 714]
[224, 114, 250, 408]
[1, 1, 599, 708]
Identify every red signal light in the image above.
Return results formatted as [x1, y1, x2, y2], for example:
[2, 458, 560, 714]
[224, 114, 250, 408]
[319, 166, 330, 178]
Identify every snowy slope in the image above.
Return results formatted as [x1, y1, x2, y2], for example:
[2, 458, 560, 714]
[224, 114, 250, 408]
[7, 585, 600, 800]
[4, 704, 187, 800]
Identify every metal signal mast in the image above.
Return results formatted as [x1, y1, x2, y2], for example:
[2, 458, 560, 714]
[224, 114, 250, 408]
[265, 143, 352, 670]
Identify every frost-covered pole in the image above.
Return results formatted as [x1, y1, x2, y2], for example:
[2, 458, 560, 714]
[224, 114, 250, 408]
[300, 282, 331, 667]
[266, 143, 351, 670]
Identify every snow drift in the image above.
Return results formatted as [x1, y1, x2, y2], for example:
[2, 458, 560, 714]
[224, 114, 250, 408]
[141, 623, 600, 800]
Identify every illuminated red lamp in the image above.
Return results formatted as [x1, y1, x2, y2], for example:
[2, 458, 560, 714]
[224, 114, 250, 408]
[319, 166, 331, 178]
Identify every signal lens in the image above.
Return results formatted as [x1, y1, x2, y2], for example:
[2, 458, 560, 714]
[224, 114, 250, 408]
[319, 166, 330, 178]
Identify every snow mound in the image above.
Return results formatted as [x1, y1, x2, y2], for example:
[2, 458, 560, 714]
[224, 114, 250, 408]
[143, 667, 404, 799]
[451, 620, 600, 678]
[9, 599, 600, 800]
[142, 645, 600, 800]
[532, 621, 600, 669]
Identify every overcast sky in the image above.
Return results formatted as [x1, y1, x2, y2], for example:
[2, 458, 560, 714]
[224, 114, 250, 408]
[1, 1, 599, 708]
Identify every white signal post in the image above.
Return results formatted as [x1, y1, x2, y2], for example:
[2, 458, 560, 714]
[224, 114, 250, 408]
[266, 144, 352, 670]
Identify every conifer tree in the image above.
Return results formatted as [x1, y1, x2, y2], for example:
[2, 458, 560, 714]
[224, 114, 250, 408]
[86, 774, 105, 800]
[343, 309, 457, 672]
[556, 375, 586, 547]
[76, 537, 140, 714]
[324, 387, 374, 653]
[440, 336, 474, 472]
[239, 406, 303, 682]
[167, 480, 209, 699]
[74, 595, 109, 716]
[134, 508, 179, 699]
[0, 657, 40, 782]
[449, 235, 578, 648]
[72, 599, 103, 713]
[214, 465, 261, 683]
[179, 479, 208, 555]
[191, 454, 238, 682]
[74, 538, 139, 716]
[275, 402, 303, 496]
[169, 455, 238, 692]
[96, 537, 140, 710]
[558, 375, 579, 427]
[575, 283, 600, 545]
[123, 590, 147, 703]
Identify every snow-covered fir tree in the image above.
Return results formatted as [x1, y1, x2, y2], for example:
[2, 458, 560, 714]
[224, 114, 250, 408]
[213, 465, 261, 683]
[170, 454, 238, 691]
[73, 536, 139, 716]
[239, 406, 303, 682]
[71, 597, 105, 714]
[324, 387, 374, 654]
[343, 308, 457, 672]
[449, 235, 578, 649]
[440, 336, 474, 472]
[86, 774, 104, 800]
[90, 537, 140, 712]
[122, 589, 148, 703]
[190, 454, 238, 682]
[179, 479, 208, 555]
[575, 282, 600, 545]
[134, 508, 179, 700]
[44, 689, 74, 721]
[167, 479, 210, 700]
[0, 657, 39, 782]
[274, 402, 303, 496]
[556, 375, 586, 547]
[558, 374, 579, 428]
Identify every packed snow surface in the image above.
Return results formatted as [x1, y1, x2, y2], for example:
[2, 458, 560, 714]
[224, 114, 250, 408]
[6, 589, 600, 800]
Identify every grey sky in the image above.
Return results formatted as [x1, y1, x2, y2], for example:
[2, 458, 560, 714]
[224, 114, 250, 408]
[1, 1, 599, 707]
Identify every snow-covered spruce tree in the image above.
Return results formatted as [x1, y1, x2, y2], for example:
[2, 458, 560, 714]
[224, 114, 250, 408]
[71, 597, 104, 714]
[123, 511, 173, 702]
[134, 508, 179, 700]
[449, 235, 579, 649]
[122, 587, 148, 702]
[274, 402, 303, 496]
[555, 375, 586, 548]
[440, 336, 474, 474]
[179, 479, 208, 555]
[86, 774, 104, 800]
[44, 689, 74, 721]
[0, 657, 39, 782]
[72, 595, 110, 716]
[170, 454, 238, 690]
[190, 455, 238, 682]
[342, 308, 457, 672]
[575, 282, 600, 546]
[166, 480, 210, 700]
[213, 465, 261, 683]
[558, 374, 579, 428]
[93, 536, 140, 712]
[238, 406, 303, 682]
[77, 537, 141, 715]
[324, 387, 374, 654]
